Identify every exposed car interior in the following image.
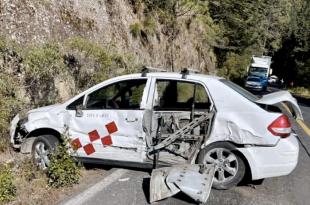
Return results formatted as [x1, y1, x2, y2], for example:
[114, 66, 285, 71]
[144, 79, 213, 165]
[154, 80, 211, 111]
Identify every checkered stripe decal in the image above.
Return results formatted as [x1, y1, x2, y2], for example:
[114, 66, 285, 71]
[71, 121, 118, 155]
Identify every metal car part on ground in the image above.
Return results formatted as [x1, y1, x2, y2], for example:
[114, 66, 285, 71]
[150, 164, 215, 203]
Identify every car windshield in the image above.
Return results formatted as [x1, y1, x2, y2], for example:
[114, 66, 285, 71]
[249, 67, 268, 78]
[250, 67, 267, 73]
[220, 79, 260, 102]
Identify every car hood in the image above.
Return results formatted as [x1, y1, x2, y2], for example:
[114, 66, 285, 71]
[28, 104, 62, 114]
[256, 91, 303, 120]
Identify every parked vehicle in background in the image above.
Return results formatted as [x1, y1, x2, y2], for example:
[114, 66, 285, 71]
[245, 75, 267, 91]
[268, 75, 279, 85]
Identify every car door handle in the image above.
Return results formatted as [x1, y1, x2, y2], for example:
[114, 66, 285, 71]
[125, 117, 138, 122]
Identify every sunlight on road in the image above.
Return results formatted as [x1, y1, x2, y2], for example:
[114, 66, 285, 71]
[281, 102, 310, 137]
[297, 119, 310, 137]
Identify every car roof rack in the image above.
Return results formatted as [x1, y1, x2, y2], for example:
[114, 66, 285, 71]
[180, 68, 200, 79]
[141, 66, 167, 77]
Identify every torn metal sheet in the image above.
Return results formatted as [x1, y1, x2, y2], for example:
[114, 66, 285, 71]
[150, 164, 215, 203]
[256, 90, 303, 120]
[208, 111, 282, 146]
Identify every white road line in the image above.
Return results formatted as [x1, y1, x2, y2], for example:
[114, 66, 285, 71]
[60, 169, 128, 205]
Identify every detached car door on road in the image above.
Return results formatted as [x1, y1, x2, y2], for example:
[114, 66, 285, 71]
[66, 78, 150, 162]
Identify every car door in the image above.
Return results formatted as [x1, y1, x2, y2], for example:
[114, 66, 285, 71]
[66, 78, 150, 163]
[147, 78, 212, 164]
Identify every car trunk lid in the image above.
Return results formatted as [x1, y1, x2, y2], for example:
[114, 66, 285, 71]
[256, 91, 303, 120]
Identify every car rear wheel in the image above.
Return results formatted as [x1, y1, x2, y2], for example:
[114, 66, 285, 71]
[198, 142, 246, 190]
[32, 135, 59, 170]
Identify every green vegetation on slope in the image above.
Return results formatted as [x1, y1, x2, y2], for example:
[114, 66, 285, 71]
[0, 36, 139, 152]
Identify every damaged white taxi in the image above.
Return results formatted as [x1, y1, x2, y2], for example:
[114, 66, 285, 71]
[10, 69, 302, 203]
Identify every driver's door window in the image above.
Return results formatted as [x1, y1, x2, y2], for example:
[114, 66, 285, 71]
[86, 79, 146, 110]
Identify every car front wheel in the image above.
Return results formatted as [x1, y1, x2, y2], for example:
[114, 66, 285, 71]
[198, 142, 246, 190]
[32, 135, 59, 170]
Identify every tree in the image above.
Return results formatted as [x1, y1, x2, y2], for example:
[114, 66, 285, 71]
[143, 0, 212, 71]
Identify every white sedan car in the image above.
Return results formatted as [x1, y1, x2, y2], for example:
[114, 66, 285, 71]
[10, 70, 302, 190]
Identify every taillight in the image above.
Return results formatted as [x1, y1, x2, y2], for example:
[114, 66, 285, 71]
[268, 114, 291, 138]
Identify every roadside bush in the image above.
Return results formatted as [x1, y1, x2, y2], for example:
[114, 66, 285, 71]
[65, 37, 139, 88]
[65, 37, 112, 88]
[289, 87, 310, 98]
[129, 23, 142, 38]
[0, 73, 23, 152]
[217, 52, 251, 84]
[0, 165, 16, 203]
[23, 42, 65, 106]
[24, 42, 65, 80]
[143, 16, 157, 35]
[47, 134, 80, 188]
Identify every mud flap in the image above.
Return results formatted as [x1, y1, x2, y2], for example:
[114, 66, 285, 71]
[150, 164, 215, 204]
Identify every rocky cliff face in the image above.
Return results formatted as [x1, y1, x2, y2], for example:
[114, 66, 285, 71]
[0, 0, 216, 73]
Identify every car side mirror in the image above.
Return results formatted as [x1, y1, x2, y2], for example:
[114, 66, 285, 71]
[75, 105, 84, 117]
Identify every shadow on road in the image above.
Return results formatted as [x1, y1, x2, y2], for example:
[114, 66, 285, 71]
[294, 95, 310, 107]
[142, 177, 198, 204]
[142, 178, 150, 203]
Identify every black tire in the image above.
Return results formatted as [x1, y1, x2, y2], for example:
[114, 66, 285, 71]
[197, 142, 246, 190]
[32, 135, 60, 169]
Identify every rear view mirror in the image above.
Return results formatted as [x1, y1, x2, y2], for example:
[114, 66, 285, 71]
[75, 105, 84, 117]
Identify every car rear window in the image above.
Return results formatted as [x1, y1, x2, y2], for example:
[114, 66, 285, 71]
[220, 79, 260, 102]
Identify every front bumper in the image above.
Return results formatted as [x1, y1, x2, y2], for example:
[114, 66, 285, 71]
[245, 84, 263, 91]
[237, 134, 299, 180]
[10, 114, 20, 147]
[10, 114, 29, 149]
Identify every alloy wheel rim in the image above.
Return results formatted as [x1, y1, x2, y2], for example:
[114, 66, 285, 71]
[203, 148, 238, 183]
[34, 142, 50, 170]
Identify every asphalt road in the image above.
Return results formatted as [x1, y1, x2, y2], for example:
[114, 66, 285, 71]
[61, 101, 310, 205]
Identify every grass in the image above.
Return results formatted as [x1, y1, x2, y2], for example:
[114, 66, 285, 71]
[0, 154, 104, 205]
[129, 23, 142, 38]
[0, 165, 16, 203]
[289, 87, 310, 99]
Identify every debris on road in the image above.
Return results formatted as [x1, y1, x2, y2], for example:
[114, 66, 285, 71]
[150, 164, 215, 204]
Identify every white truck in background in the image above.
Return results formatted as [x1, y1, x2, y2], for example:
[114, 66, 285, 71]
[249, 56, 273, 76]
[245, 56, 273, 91]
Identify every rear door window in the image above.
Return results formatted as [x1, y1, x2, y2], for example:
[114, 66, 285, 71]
[154, 80, 210, 110]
